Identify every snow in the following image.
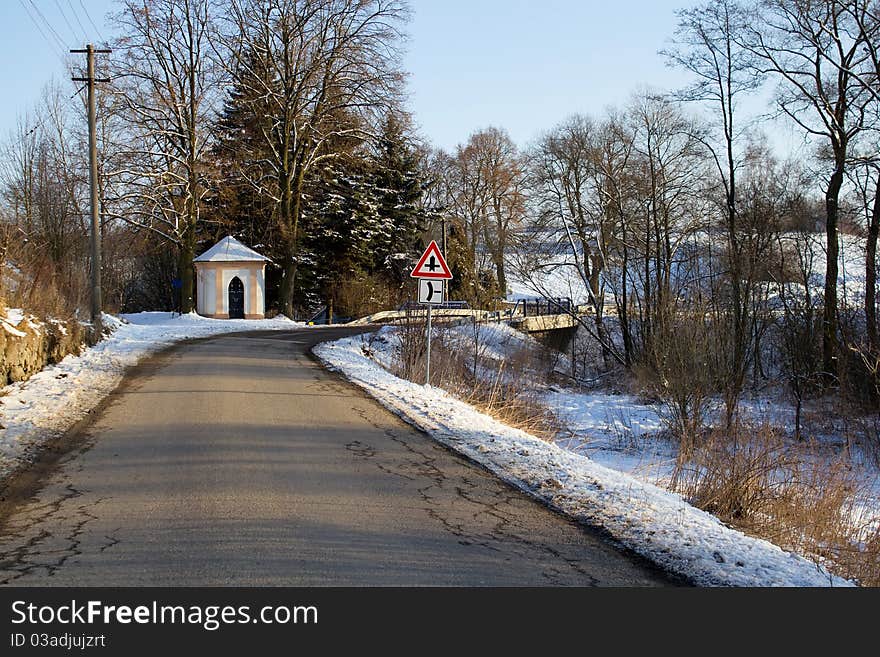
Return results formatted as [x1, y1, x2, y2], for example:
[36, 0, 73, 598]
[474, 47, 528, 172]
[506, 230, 871, 308]
[0, 311, 302, 480]
[1, 320, 26, 338]
[1, 308, 28, 338]
[549, 391, 676, 483]
[1, 308, 47, 337]
[48, 319, 68, 336]
[508, 259, 586, 303]
[193, 235, 271, 262]
[444, 320, 543, 362]
[314, 332, 854, 587]
[4, 308, 25, 326]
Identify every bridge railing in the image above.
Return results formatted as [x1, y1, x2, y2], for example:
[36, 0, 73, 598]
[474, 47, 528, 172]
[511, 297, 574, 317]
[397, 300, 471, 311]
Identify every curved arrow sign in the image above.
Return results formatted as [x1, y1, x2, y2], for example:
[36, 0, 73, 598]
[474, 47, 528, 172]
[418, 278, 444, 304]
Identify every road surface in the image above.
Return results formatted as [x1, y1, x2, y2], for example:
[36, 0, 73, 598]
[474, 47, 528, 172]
[0, 328, 677, 586]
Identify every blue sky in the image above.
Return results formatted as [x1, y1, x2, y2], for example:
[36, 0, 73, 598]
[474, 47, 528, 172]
[2, 0, 775, 152]
[405, 0, 695, 149]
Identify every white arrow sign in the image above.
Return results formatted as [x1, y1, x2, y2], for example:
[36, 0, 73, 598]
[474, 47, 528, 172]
[418, 279, 444, 305]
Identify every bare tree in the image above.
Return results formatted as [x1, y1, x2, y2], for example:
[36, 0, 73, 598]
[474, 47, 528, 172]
[846, 152, 880, 348]
[0, 85, 94, 315]
[528, 114, 622, 367]
[818, 4, 880, 351]
[593, 114, 641, 366]
[473, 127, 524, 298]
[625, 92, 708, 352]
[219, 0, 407, 317]
[776, 228, 822, 442]
[741, 0, 875, 383]
[434, 127, 523, 305]
[108, 0, 216, 313]
[664, 0, 764, 428]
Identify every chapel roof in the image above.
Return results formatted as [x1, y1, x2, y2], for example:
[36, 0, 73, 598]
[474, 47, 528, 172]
[193, 236, 270, 263]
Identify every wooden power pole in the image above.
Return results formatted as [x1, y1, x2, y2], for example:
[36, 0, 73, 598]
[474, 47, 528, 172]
[71, 44, 111, 333]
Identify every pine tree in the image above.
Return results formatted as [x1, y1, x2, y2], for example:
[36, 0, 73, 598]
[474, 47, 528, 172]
[297, 113, 432, 318]
[212, 50, 278, 250]
[365, 113, 426, 279]
[298, 156, 380, 314]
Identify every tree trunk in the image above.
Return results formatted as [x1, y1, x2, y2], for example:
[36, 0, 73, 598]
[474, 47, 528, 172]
[724, 192, 745, 430]
[822, 164, 844, 384]
[178, 240, 195, 314]
[277, 161, 302, 319]
[279, 258, 297, 319]
[620, 234, 632, 368]
[494, 253, 506, 298]
[867, 174, 880, 350]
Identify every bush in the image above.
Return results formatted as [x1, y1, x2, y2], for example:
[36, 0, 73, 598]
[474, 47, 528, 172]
[671, 424, 880, 586]
[387, 317, 561, 440]
[639, 313, 717, 455]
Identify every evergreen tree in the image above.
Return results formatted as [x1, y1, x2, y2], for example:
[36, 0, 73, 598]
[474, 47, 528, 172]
[366, 113, 427, 280]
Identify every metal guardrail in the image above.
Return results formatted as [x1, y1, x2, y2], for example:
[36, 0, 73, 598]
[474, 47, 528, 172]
[511, 297, 574, 317]
[397, 300, 470, 311]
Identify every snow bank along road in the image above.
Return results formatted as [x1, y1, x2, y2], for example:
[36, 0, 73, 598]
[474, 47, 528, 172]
[0, 328, 676, 586]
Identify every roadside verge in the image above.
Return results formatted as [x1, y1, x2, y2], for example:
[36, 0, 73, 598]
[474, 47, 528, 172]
[314, 332, 852, 587]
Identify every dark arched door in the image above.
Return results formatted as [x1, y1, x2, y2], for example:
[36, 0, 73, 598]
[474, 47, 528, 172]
[228, 277, 244, 319]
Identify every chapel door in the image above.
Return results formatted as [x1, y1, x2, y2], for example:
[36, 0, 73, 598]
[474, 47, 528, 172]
[228, 277, 245, 319]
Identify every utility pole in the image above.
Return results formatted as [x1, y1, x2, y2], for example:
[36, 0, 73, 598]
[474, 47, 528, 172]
[71, 44, 111, 334]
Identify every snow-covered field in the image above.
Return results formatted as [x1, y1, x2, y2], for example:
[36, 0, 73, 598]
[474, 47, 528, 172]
[314, 329, 854, 586]
[506, 231, 870, 307]
[0, 312, 302, 480]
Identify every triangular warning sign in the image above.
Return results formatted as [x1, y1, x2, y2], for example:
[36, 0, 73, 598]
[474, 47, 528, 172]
[410, 240, 453, 279]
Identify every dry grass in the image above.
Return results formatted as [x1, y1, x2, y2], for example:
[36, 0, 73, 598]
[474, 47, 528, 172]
[389, 315, 561, 440]
[2, 251, 87, 320]
[671, 424, 880, 586]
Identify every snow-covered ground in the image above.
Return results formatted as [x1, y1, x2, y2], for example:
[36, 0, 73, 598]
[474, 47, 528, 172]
[314, 330, 854, 586]
[505, 230, 880, 527]
[506, 231, 870, 307]
[0, 312, 303, 480]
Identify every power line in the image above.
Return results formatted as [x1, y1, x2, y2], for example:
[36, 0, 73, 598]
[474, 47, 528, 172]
[27, 0, 69, 53]
[67, 0, 90, 41]
[5, 84, 88, 152]
[18, 0, 66, 62]
[78, 0, 105, 43]
[55, 0, 83, 43]
[71, 44, 112, 330]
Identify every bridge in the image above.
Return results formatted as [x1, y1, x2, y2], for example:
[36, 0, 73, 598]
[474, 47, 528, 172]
[346, 308, 492, 326]
[509, 312, 579, 332]
[347, 296, 583, 352]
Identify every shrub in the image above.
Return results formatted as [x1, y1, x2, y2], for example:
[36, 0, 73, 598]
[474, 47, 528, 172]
[387, 318, 561, 440]
[671, 424, 879, 586]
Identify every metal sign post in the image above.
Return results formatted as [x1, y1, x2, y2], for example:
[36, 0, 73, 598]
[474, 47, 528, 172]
[410, 241, 453, 387]
[425, 304, 432, 386]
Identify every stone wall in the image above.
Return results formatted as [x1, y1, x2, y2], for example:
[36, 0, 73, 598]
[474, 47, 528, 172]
[0, 317, 84, 386]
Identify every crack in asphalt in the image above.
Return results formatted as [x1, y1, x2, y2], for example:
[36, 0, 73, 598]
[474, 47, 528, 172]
[346, 403, 600, 586]
[0, 479, 117, 584]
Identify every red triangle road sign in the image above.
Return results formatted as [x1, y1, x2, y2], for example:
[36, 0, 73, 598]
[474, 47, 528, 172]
[410, 240, 453, 279]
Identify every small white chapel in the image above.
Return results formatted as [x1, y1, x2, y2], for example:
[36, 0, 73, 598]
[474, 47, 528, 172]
[193, 236, 270, 319]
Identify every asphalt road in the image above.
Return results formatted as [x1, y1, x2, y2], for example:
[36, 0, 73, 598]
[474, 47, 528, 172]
[0, 328, 676, 586]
